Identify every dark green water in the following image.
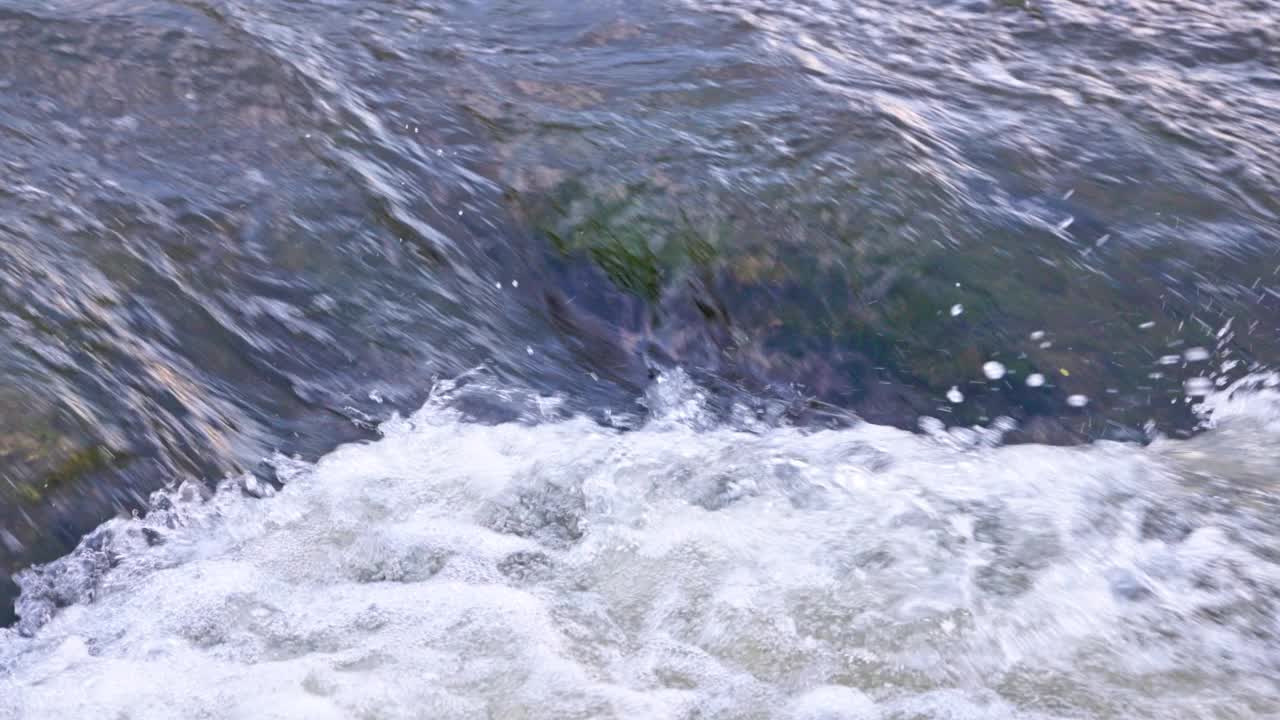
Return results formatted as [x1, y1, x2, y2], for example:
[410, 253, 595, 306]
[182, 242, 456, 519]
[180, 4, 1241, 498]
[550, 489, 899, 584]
[1, 0, 1278, 622]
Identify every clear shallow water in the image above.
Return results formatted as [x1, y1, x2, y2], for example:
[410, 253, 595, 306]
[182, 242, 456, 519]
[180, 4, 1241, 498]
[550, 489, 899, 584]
[3, 371, 1280, 719]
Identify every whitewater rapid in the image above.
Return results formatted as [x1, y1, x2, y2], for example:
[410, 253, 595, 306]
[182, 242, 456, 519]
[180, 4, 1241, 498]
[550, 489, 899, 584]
[2, 372, 1279, 719]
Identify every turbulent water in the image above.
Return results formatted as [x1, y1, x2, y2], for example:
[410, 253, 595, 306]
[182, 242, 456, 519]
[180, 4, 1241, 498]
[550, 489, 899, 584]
[3, 0, 1280, 715]
[3, 371, 1280, 719]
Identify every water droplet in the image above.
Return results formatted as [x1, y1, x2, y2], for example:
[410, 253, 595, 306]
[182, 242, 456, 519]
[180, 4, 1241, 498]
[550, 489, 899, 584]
[1184, 377, 1214, 396]
[1183, 347, 1210, 362]
[1025, 373, 1045, 387]
[982, 361, 1006, 380]
[1029, 330, 1046, 341]
[0, 530, 24, 553]
[1067, 394, 1089, 407]
[1138, 321, 1155, 329]
[950, 304, 963, 317]
[946, 386, 964, 403]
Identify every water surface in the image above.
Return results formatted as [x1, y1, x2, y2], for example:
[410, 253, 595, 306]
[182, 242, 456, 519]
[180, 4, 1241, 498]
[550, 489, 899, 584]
[1, 0, 1279, 708]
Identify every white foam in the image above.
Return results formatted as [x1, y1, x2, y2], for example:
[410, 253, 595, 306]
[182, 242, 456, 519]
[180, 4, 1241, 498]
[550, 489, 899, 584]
[3, 373, 1280, 719]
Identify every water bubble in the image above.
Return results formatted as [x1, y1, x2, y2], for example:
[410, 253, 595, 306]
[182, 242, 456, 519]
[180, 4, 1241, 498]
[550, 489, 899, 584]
[918, 416, 946, 436]
[239, 474, 273, 499]
[1030, 330, 1046, 341]
[1066, 394, 1089, 407]
[950, 304, 964, 317]
[982, 361, 1006, 380]
[1158, 355, 1181, 365]
[1138, 321, 1155, 329]
[1026, 373, 1045, 387]
[946, 386, 964, 403]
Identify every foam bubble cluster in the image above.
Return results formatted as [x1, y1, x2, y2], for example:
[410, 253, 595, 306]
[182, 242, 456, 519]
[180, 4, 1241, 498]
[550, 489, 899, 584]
[3, 375, 1280, 720]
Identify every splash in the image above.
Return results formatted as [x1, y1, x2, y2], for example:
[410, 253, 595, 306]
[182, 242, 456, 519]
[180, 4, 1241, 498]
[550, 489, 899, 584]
[3, 373, 1279, 719]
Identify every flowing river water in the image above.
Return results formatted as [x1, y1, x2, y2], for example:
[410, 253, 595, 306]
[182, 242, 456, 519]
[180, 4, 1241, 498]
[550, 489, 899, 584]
[1, 0, 1279, 717]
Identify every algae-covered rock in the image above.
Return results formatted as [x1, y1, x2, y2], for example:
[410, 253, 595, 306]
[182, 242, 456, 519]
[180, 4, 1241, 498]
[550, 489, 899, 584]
[514, 176, 1247, 438]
